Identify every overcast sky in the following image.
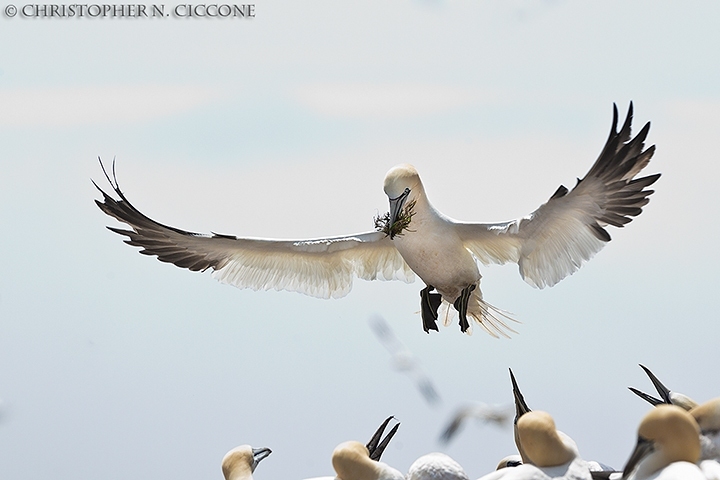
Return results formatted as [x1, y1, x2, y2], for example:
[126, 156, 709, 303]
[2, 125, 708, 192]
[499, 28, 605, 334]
[1, 2, 720, 479]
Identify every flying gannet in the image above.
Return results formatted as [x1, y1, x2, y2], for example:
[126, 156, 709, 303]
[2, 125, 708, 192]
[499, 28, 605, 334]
[369, 315, 441, 405]
[95, 103, 658, 335]
[439, 402, 512, 444]
[621, 405, 705, 480]
[221, 445, 272, 480]
[628, 365, 698, 411]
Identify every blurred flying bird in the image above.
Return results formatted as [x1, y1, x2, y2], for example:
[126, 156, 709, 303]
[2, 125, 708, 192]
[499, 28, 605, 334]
[628, 364, 698, 410]
[439, 402, 512, 444]
[95, 103, 658, 335]
[221, 445, 272, 480]
[368, 315, 441, 405]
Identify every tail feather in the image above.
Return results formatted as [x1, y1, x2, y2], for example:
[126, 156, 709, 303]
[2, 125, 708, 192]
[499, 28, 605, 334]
[437, 288, 519, 337]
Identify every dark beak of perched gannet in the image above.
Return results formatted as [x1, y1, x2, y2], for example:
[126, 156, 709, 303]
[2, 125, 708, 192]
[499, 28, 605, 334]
[509, 368, 533, 464]
[628, 364, 698, 411]
[387, 188, 411, 238]
[366, 416, 401, 461]
[251, 447, 272, 471]
[621, 405, 701, 480]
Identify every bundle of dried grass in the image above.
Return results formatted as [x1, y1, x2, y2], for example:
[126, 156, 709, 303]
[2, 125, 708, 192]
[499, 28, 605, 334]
[374, 200, 416, 238]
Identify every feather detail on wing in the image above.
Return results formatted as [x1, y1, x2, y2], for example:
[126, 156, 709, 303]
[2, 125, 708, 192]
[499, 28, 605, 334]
[457, 102, 659, 288]
[94, 160, 414, 299]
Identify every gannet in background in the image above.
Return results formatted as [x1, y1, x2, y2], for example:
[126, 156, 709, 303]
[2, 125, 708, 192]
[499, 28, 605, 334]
[95, 103, 658, 335]
[690, 398, 720, 462]
[477, 411, 592, 480]
[628, 365, 698, 411]
[330, 417, 404, 480]
[439, 402, 512, 444]
[495, 455, 523, 470]
[407, 452, 469, 480]
[621, 405, 705, 480]
[221, 445, 272, 480]
[368, 315, 441, 405]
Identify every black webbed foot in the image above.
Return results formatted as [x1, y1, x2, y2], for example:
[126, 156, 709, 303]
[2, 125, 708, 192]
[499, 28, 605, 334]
[453, 284, 476, 333]
[420, 285, 442, 333]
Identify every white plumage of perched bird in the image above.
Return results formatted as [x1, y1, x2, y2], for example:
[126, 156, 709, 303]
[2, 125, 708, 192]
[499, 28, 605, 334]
[221, 445, 272, 480]
[407, 452, 469, 480]
[95, 103, 658, 335]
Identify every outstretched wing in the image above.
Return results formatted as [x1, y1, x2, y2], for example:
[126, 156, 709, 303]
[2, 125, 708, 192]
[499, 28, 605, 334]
[457, 102, 660, 288]
[94, 161, 414, 299]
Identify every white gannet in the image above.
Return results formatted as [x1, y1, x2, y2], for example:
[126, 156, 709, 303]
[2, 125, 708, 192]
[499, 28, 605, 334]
[221, 445, 272, 480]
[690, 398, 720, 462]
[439, 402, 512, 444]
[407, 452, 469, 480]
[476, 411, 592, 480]
[621, 405, 705, 480]
[628, 365, 698, 411]
[95, 103, 658, 335]
[330, 416, 404, 480]
[508, 370, 616, 480]
[368, 315, 441, 405]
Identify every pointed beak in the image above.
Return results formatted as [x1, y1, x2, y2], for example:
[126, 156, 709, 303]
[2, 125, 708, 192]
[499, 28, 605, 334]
[366, 416, 400, 461]
[640, 364, 673, 404]
[509, 368, 532, 422]
[251, 447, 272, 471]
[388, 188, 411, 228]
[622, 437, 654, 479]
[628, 387, 664, 406]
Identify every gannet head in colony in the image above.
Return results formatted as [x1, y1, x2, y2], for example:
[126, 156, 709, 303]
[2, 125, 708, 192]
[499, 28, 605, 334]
[622, 405, 701, 480]
[383, 164, 423, 239]
[629, 364, 699, 411]
[690, 398, 720, 460]
[332, 441, 404, 480]
[222, 445, 272, 480]
[517, 411, 576, 467]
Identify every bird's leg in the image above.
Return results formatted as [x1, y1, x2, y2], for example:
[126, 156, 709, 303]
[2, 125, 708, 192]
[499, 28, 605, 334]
[420, 285, 442, 333]
[453, 284, 476, 333]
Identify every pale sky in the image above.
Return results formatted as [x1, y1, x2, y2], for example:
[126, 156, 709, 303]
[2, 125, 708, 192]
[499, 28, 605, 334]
[1, 2, 720, 479]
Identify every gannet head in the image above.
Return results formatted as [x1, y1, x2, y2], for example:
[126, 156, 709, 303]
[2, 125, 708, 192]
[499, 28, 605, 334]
[495, 455, 523, 470]
[222, 445, 272, 480]
[383, 164, 423, 237]
[691, 398, 720, 435]
[517, 411, 577, 467]
[332, 441, 396, 480]
[622, 405, 701, 480]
